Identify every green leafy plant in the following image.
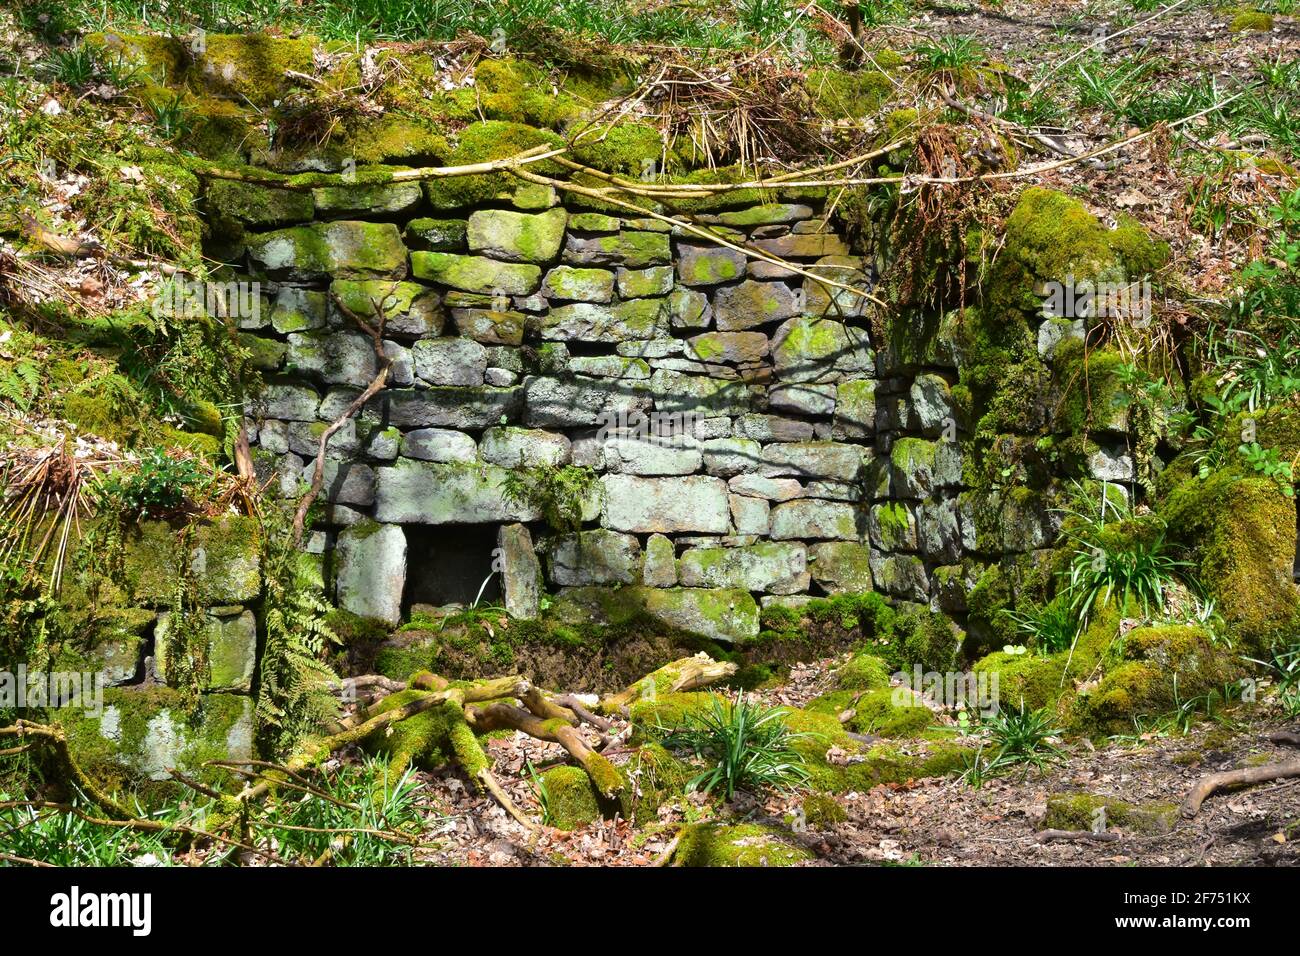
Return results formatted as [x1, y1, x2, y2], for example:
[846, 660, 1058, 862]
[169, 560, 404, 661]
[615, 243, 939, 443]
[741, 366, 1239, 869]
[1069, 55, 1152, 113]
[0, 792, 197, 866]
[257, 756, 423, 866]
[982, 702, 1066, 772]
[0, 358, 41, 410]
[1056, 491, 1191, 625]
[1238, 441, 1296, 496]
[1244, 637, 1300, 699]
[144, 92, 194, 141]
[1210, 323, 1300, 414]
[660, 693, 810, 800]
[501, 463, 597, 533]
[40, 44, 98, 88]
[96, 448, 208, 517]
[256, 514, 341, 757]
[526, 759, 553, 827]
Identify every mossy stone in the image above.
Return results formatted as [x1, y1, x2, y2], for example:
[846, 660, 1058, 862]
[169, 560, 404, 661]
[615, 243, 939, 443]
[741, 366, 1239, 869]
[674, 823, 814, 867]
[541, 765, 602, 830]
[205, 180, 314, 228]
[1161, 471, 1300, 652]
[410, 252, 541, 296]
[247, 221, 407, 281]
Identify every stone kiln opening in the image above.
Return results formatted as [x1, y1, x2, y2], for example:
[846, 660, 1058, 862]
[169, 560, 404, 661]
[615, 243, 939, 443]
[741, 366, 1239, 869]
[403, 524, 503, 610]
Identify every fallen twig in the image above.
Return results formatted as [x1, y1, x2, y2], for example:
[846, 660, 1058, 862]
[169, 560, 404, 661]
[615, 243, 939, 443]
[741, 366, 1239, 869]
[1035, 829, 1121, 844]
[1180, 759, 1300, 818]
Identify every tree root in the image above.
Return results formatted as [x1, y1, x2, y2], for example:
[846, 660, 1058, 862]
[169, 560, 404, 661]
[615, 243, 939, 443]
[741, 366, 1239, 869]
[0, 656, 737, 859]
[1035, 829, 1120, 844]
[1180, 759, 1300, 818]
[597, 653, 738, 715]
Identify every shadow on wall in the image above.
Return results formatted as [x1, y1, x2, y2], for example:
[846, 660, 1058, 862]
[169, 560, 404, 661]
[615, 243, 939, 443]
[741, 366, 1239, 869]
[403, 524, 502, 611]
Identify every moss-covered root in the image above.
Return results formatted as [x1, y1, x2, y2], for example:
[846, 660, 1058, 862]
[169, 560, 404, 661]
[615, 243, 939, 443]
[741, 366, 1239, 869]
[467, 700, 623, 800]
[0, 720, 135, 821]
[598, 653, 739, 715]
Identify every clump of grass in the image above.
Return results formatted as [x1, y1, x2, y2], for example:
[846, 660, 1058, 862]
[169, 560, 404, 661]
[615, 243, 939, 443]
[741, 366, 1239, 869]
[41, 44, 97, 87]
[1001, 597, 1077, 656]
[1056, 487, 1191, 626]
[659, 692, 810, 801]
[261, 756, 424, 865]
[982, 702, 1066, 772]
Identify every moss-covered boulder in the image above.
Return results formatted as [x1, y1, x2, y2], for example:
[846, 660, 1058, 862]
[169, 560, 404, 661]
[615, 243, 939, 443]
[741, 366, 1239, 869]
[66, 687, 254, 794]
[834, 651, 892, 690]
[674, 822, 815, 867]
[118, 516, 262, 607]
[422, 121, 563, 210]
[247, 221, 408, 281]
[1161, 471, 1300, 652]
[541, 744, 691, 829]
[1067, 624, 1244, 735]
[632, 692, 969, 794]
[541, 765, 602, 830]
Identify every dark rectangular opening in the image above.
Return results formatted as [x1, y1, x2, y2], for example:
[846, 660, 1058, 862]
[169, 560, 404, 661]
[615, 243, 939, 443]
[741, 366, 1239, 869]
[1294, 510, 1300, 582]
[403, 524, 502, 612]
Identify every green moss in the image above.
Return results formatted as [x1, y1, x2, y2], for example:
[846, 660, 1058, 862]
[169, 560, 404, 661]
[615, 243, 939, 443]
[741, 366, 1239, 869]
[361, 690, 464, 775]
[324, 608, 391, 645]
[1050, 340, 1128, 435]
[993, 186, 1124, 312]
[184, 95, 264, 163]
[835, 652, 891, 690]
[423, 121, 564, 210]
[205, 180, 314, 228]
[620, 743, 691, 824]
[973, 602, 1122, 713]
[571, 123, 668, 176]
[192, 34, 318, 107]
[1229, 10, 1274, 31]
[891, 606, 961, 674]
[633, 692, 968, 794]
[1043, 792, 1177, 833]
[541, 765, 601, 830]
[1068, 624, 1243, 735]
[845, 688, 935, 738]
[63, 685, 251, 804]
[1109, 212, 1170, 277]
[474, 58, 583, 129]
[801, 792, 848, 827]
[674, 822, 814, 867]
[1161, 471, 1300, 652]
[808, 67, 895, 120]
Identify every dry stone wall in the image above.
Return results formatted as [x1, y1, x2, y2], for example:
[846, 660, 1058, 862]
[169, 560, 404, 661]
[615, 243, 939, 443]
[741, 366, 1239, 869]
[217, 179, 976, 642]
